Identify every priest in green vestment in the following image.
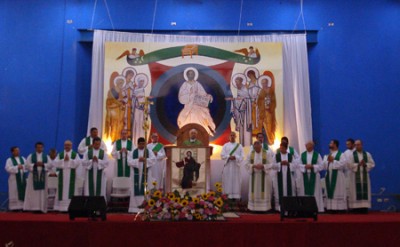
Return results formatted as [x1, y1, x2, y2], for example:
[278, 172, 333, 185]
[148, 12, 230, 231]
[82, 137, 109, 198]
[245, 141, 273, 211]
[23, 142, 52, 213]
[147, 132, 166, 189]
[322, 139, 347, 212]
[111, 129, 135, 178]
[298, 141, 325, 212]
[347, 140, 375, 213]
[127, 137, 156, 213]
[272, 142, 299, 212]
[78, 127, 107, 155]
[182, 129, 203, 146]
[5, 146, 27, 210]
[54, 140, 81, 212]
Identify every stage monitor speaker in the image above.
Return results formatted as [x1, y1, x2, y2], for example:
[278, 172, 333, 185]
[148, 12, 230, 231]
[280, 196, 318, 221]
[68, 196, 107, 221]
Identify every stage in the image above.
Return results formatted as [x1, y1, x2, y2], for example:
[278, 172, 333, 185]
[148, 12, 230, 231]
[1, 212, 400, 247]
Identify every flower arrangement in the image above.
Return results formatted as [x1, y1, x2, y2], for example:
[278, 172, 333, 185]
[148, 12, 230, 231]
[140, 182, 228, 221]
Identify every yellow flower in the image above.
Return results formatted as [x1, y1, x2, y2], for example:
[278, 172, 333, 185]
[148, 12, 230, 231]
[201, 193, 208, 200]
[207, 191, 216, 197]
[214, 198, 224, 207]
[152, 181, 157, 186]
[181, 199, 189, 207]
[174, 197, 181, 203]
[215, 182, 222, 188]
[167, 193, 175, 200]
[153, 190, 162, 198]
[192, 198, 200, 204]
[148, 199, 156, 207]
[194, 213, 202, 220]
[217, 187, 223, 193]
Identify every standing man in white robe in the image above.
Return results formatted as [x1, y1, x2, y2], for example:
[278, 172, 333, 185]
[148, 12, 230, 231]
[272, 142, 299, 211]
[128, 137, 156, 213]
[297, 141, 325, 212]
[177, 67, 216, 135]
[221, 132, 244, 200]
[78, 127, 107, 156]
[82, 137, 109, 198]
[53, 140, 81, 212]
[343, 138, 355, 205]
[24, 142, 52, 213]
[279, 136, 300, 159]
[111, 129, 135, 178]
[322, 139, 347, 212]
[347, 139, 375, 214]
[5, 146, 27, 210]
[147, 132, 166, 189]
[250, 133, 275, 209]
[245, 141, 273, 212]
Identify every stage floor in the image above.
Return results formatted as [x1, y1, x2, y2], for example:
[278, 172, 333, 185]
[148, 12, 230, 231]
[1, 212, 400, 247]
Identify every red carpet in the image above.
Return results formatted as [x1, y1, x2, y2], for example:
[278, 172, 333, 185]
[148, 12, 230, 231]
[1, 212, 400, 247]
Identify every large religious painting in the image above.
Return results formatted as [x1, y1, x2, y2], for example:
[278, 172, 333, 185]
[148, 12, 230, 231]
[103, 42, 283, 154]
[169, 147, 208, 196]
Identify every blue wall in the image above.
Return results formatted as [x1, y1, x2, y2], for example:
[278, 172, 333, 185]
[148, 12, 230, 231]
[1, 0, 399, 206]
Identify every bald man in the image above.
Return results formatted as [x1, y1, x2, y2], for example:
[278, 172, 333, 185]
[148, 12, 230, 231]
[183, 129, 203, 146]
[347, 140, 375, 214]
[298, 141, 325, 212]
[53, 140, 81, 212]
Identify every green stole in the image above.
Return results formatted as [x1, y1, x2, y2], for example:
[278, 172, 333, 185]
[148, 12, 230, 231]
[116, 139, 133, 177]
[229, 143, 240, 156]
[85, 137, 92, 146]
[11, 157, 26, 201]
[57, 151, 77, 200]
[301, 151, 319, 196]
[31, 153, 48, 190]
[250, 150, 267, 200]
[276, 152, 293, 202]
[88, 149, 105, 196]
[152, 143, 163, 152]
[132, 149, 149, 196]
[325, 151, 342, 199]
[277, 146, 294, 156]
[353, 151, 369, 200]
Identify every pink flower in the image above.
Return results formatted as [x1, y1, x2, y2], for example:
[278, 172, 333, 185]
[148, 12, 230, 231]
[186, 214, 193, 220]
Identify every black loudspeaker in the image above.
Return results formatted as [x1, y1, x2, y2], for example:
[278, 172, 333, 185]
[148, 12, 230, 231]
[68, 196, 107, 221]
[280, 196, 318, 221]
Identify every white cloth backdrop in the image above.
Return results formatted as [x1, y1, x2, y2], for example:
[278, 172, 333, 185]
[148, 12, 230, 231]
[88, 30, 313, 200]
[88, 30, 313, 151]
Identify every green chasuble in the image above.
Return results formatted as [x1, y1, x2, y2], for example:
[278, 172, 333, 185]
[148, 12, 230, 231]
[116, 139, 133, 177]
[325, 151, 342, 199]
[250, 150, 267, 200]
[301, 151, 319, 196]
[31, 153, 48, 190]
[11, 157, 26, 201]
[182, 139, 203, 146]
[276, 152, 293, 202]
[88, 149, 105, 196]
[57, 151, 77, 200]
[353, 151, 369, 200]
[132, 149, 149, 196]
